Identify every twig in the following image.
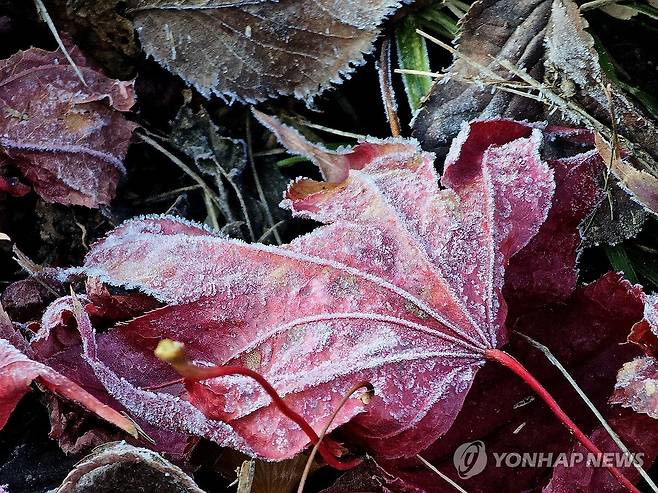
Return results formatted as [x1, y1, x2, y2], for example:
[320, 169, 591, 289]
[297, 381, 373, 493]
[443, 0, 466, 18]
[138, 185, 202, 204]
[294, 119, 367, 140]
[236, 460, 255, 493]
[136, 132, 225, 223]
[417, 455, 469, 493]
[245, 113, 282, 244]
[253, 148, 286, 157]
[517, 333, 658, 493]
[212, 157, 255, 242]
[395, 68, 445, 79]
[11, 246, 61, 298]
[257, 220, 286, 244]
[202, 191, 220, 230]
[33, 0, 86, 86]
[378, 37, 401, 137]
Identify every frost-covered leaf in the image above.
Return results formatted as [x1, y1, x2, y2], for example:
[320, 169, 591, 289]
[611, 297, 658, 418]
[413, 0, 658, 162]
[411, 0, 658, 245]
[0, 336, 137, 438]
[51, 115, 554, 462]
[56, 441, 204, 493]
[128, 0, 403, 103]
[412, 0, 550, 155]
[385, 273, 649, 492]
[612, 356, 658, 420]
[0, 42, 137, 207]
[505, 147, 604, 306]
[581, 184, 646, 248]
[544, 0, 658, 163]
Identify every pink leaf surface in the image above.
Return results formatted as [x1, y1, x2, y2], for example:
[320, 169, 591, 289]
[0, 335, 136, 437]
[611, 296, 658, 418]
[506, 149, 604, 306]
[0, 42, 137, 207]
[52, 115, 555, 461]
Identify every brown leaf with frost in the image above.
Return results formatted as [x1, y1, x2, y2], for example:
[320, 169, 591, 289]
[595, 133, 658, 215]
[128, 0, 403, 103]
[413, 0, 657, 161]
[56, 441, 204, 493]
[412, 0, 550, 155]
[0, 42, 137, 207]
[412, 0, 657, 244]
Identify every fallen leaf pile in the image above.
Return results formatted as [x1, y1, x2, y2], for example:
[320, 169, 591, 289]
[1, 0, 658, 492]
[1, 111, 654, 491]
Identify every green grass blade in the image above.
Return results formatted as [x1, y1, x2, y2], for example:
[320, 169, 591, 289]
[395, 16, 433, 113]
[605, 244, 639, 284]
[629, 246, 658, 289]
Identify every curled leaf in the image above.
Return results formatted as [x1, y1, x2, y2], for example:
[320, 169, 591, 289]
[0, 42, 137, 207]
[56, 441, 203, 493]
[0, 336, 137, 438]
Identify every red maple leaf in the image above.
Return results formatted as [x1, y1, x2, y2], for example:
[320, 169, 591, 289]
[13, 114, 640, 491]
[0, 303, 136, 438]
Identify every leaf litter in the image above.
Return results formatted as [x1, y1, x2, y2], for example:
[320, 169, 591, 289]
[1, 0, 658, 492]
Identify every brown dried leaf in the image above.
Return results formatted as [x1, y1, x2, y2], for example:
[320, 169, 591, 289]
[412, 0, 550, 155]
[128, 0, 403, 103]
[413, 0, 658, 161]
[412, 0, 658, 245]
[595, 133, 658, 215]
[56, 441, 204, 493]
[544, 0, 658, 162]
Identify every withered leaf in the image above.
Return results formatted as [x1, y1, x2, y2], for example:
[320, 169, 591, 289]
[56, 441, 204, 493]
[0, 42, 137, 207]
[413, 0, 658, 161]
[128, 0, 403, 103]
[594, 133, 658, 216]
[412, 0, 658, 244]
[412, 0, 550, 156]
